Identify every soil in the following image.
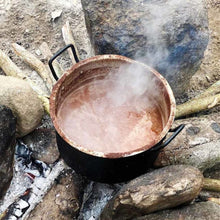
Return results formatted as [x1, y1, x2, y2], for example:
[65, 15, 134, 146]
[0, 0, 93, 80]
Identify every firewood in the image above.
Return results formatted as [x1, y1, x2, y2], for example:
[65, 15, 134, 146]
[203, 178, 220, 192]
[176, 79, 220, 118]
[196, 80, 220, 99]
[0, 49, 49, 96]
[12, 43, 53, 91]
[176, 93, 220, 118]
[0, 49, 26, 79]
[208, 198, 220, 205]
[39, 42, 63, 79]
[62, 21, 80, 64]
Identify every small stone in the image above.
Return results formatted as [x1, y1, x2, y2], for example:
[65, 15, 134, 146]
[35, 49, 41, 56]
[0, 76, 44, 137]
[100, 165, 203, 220]
[23, 128, 60, 164]
[186, 126, 201, 135]
[135, 202, 220, 220]
[0, 105, 16, 199]
[211, 122, 220, 133]
[28, 169, 84, 220]
[51, 10, 62, 21]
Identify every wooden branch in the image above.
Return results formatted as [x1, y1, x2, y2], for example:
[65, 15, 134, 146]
[208, 198, 220, 205]
[196, 80, 220, 99]
[0, 48, 50, 113]
[175, 94, 220, 118]
[176, 79, 220, 118]
[0, 49, 26, 79]
[203, 178, 220, 192]
[39, 42, 63, 79]
[0, 49, 49, 96]
[12, 43, 53, 92]
[62, 21, 80, 64]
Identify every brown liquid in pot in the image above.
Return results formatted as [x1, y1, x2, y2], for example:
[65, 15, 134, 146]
[57, 80, 163, 154]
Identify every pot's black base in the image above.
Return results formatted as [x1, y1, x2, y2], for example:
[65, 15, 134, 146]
[56, 133, 162, 183]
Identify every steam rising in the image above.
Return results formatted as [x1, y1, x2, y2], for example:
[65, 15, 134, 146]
[59, 0, 210, 153]
[106, 63, 159, 112]
[58, 62, 164, 154]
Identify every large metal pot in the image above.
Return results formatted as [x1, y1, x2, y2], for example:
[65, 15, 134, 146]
[49, 44, 184, 183]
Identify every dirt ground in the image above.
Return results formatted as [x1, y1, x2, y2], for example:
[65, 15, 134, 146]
[0, 0, 219, 97]
[0, 0, 92, 83]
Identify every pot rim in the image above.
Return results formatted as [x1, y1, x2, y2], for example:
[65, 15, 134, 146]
[50, 54, 176, 159]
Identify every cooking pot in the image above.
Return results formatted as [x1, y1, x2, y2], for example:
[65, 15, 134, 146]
[49, 44, 184, 183]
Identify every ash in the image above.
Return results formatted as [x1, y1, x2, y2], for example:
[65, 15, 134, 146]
[78, 182, 122, 220]
[0, 141, 122, 220]
[0, 141, 66, 219]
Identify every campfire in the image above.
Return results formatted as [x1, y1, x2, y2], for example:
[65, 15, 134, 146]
[0, 0, 220, 219]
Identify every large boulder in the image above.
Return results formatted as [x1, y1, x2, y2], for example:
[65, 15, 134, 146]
[0, 105, 16, 199]
[100, 165, 203, 220]
[135, 202, 220, 220]
[81, 0, 209, 97]
[0, 76, 44, 137]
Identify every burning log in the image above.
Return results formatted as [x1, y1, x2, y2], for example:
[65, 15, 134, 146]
[39, 42, 63, 79]
[62, 21, 80, 64]
[12, 43, 53, 91]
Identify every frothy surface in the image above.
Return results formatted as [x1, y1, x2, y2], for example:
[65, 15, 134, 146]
[57, 79, 163, 154]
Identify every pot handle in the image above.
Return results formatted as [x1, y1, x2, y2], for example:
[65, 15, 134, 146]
[150, 124, 185, 152]
[48, 44, 79, 81]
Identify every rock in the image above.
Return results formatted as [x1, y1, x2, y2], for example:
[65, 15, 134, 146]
[28, 169, 84, 220]
[0, 105, 16, 199]
[23, 128, 60, 164]
[81, 0, 209, 97]
[100, 165, 203, 220]
[0, 76, 44, 137]
[135, 202, 220, 220]
[154, 113, 220, 172]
